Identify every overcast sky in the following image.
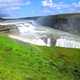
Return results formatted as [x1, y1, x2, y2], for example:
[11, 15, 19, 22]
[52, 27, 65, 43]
[0, 0, 80, 18]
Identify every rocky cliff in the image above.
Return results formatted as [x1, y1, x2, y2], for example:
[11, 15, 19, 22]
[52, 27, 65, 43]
[36, 13, 80, 36]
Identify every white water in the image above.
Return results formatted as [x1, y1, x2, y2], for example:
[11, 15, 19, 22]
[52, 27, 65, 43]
[1, 21, 80, 48]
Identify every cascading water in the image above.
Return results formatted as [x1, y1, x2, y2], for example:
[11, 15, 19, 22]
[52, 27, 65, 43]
[0, 13, 80, 48]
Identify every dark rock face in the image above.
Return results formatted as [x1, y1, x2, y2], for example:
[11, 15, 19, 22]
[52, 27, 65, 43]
[36, 14, 80, 36]
[41, 37, 56, 46]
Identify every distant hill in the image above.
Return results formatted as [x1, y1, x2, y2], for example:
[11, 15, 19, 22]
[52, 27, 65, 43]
[0, 16, 41, 21]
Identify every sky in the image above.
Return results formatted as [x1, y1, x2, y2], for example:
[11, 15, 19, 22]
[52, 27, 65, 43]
[0, 0, 80, 18]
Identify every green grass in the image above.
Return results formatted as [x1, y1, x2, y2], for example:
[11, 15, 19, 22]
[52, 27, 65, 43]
[0, 35, 80, 80]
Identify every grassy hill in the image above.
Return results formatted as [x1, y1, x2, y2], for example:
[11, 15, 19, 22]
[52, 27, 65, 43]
[0, 35, 80, 80]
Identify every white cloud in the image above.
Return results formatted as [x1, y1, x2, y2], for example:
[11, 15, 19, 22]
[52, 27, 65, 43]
[42, 1, 80, 13]
[0, 0, 32, 15]
[0, 0, 32, 17]
[0, 0, 31, 8]
[42, 0, 53, 8]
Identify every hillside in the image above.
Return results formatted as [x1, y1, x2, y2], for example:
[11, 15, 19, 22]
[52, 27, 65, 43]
[0, 35, 80, 80]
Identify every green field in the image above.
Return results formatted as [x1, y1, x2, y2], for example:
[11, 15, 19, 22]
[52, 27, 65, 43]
[0, 35, 80, 80]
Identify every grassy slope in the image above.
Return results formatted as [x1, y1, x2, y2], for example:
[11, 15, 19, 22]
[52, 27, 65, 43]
[0, 35, 80, 80]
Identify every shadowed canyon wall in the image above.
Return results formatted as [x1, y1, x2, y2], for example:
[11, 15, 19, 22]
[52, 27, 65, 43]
[36, 14, 80, 36]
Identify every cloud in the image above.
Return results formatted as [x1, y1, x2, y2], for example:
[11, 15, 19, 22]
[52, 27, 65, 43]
[0, 0, 31, 8]
[41, 0, 80, 14]
[42, 0, 53, 8]
[0, 0, 32, 18]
